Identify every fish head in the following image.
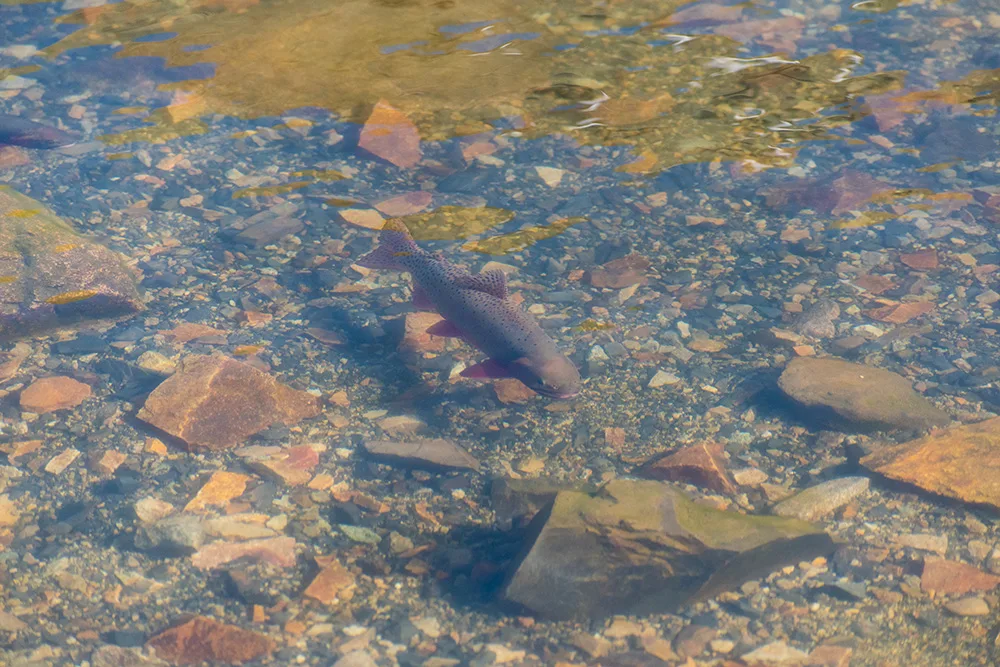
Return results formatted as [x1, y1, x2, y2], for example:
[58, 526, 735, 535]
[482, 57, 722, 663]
[507, 354, 581, 399]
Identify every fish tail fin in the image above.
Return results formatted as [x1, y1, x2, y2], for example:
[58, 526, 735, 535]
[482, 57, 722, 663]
[357, 219, 418, 270]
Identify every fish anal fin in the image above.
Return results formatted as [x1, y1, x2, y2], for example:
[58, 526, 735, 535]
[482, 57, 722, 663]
[412, 284, 435, 311]
[426, 319, 464, 338]
[454, 269, 508, 300]
[357, 245, 404, 271]
[460, 359, 512, 379]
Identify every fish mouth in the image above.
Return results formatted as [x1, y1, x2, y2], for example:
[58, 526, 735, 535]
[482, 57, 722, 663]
[536, 387, 579, 399]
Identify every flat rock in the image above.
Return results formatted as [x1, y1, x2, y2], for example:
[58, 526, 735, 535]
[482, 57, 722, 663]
[585, 253, 650, 289]
[358, 100, 422, 168]
[0, 609, 28, 632]
[304, 555, 356, 605]
[491, 477, 598, 530]
[91, 645, 167, 667]
[0, 186, 143, 341]
[19, 376, 91, 413]
[771, 477, 870, 522]
[894, 533, 948, 556]
[248, 445, 318, 486]
[861, 417, 1000, 510]
[135, 515, 206, 555]
[501, 480, 834, 620]
[137, 355, 321, 450]
[944, 596, 990, 616]
[363, 438, 480, 471]
[191, 536, 297, 570]
[184, 472, 250, 512]
[641, 442, 737, 494]
[921, 558, 1000, 595]
[145, 616, 274, 665]
[778, 357, 949, 431]
[741, 641, 810, 665]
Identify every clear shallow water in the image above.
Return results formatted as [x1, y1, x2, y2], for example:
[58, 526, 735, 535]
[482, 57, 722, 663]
[1, 0, 1000, 665]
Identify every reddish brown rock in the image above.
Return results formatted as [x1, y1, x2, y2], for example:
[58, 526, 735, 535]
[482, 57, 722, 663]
[921, 558, 1000, 596]
[145, 616, 274, 665]
[249, 445, 318, 486]
[900, 249, 938, 271]
[494, 378, 536, 404]
[19, 376, 91, 414]
[861, 417, 1000, 511]
[585, 253, 650, 289]
[806, 644, 852, 667]
[304, 555, 356, 605]
[641, 442, 737, 495]
[865, 300, 934, 324]
[358, 100, 422, 168]
[762, 169, 893, 216]
[852, 274, 896, 295]
[137, 355, 321, 450]
[191, 536, 297, 570]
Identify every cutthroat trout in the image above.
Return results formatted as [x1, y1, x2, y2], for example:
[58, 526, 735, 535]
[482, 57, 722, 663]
[358, 219, 581, 399]
[0, 114, 79, 149]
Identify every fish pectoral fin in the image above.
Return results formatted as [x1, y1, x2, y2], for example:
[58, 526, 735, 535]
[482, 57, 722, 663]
[411, 284, 436, 311]
[460, 359, 513, 379]
[454, 269, 508, 300]
[426, 319, 464, 337]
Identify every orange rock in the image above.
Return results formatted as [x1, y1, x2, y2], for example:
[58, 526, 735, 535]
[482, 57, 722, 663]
[19, 376, 91, 414]
[642, 442, 737, 495]
[358, 100, 422, 168]
[145, 616, 275, 665]
[921, 558, 1000, 596]
[191, 536, 297, 570]
[494, 378, 536, 404]
[865, 300, 934, 324]
[861, 416, 1000, 510]
[162, 323, 229, 344]
[1, 440, 42, 464]
[89, 450, 127, 476]
[137, 355, 321, 450]
[249, 445, 318, 486]
[184, 471, 250, 512]
[900, 248, 938, 271]
[852, 274, 896, 295]
[304, 555, 356, 605]
[44, 448, 81, 475]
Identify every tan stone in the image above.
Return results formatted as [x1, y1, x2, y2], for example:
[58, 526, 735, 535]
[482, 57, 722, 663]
[137, 355, 321, 450]
[0, 494, 19, 527]
[19, 377, 91, 414]
[184, 471, 250, 512]
[494, 378, 536, 404]
[89, 450, 127, 476]
[304, 555, 356, 605]
[358, 100, 422, 168]
[400, 311, 446, 353]
[44, 448, 80, 474]
[862, 417, 1000, 510]
[778, 357, 949, 430]
[921, 558, 1000, 595]
[161, 322, 229, 344]
[191, 536, 296, 570]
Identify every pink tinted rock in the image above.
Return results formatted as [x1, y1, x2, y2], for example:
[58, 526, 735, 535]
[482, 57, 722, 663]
[358, 100, 422, 168]
[191, 536, 297, 570]
[374, 191, 432, 217]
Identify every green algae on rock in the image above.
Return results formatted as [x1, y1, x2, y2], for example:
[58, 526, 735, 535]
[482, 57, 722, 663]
[501, 479, 834, 620]
[0, 186, 143, 340]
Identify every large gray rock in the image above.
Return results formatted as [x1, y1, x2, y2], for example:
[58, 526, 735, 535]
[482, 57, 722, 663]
[501, 480, 834, 620]
[0, 186, 143, 340]
[777, 357, 949, 431]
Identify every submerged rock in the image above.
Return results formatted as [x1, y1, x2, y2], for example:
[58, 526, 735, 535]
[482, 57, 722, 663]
[362, 438, 480, 472]
[641, 442, 737, 495]
[861, 417, 1000, 511]
[501, 480, 834, 620]
[772, 477, 870, 522]
[137, 355, 321, 450]
[0, 186, 143, 340]
[145, 616, 274, 665]
[777, 357, 949, 431]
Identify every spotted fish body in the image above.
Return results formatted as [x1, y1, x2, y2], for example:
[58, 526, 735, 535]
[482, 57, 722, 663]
[358, 219, 581, 399]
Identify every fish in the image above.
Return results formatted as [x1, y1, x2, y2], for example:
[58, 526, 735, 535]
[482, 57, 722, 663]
[358, 219, 582, 399]
[0, 114, 80, 149]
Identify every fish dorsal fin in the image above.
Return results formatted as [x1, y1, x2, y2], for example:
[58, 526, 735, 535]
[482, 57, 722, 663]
[455, 269, 508, 300]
